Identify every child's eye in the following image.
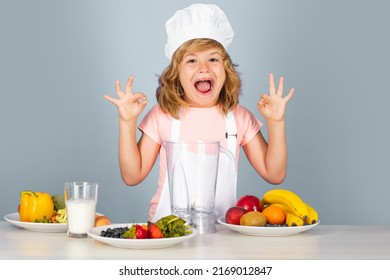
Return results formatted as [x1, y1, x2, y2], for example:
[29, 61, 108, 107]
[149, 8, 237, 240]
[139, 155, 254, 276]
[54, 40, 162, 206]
[186, 59, 197, 63]
[209, 58, 219, 62]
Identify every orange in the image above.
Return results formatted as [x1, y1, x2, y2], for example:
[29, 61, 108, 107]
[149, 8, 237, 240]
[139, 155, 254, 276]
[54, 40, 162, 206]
[262, 205, 286, 225]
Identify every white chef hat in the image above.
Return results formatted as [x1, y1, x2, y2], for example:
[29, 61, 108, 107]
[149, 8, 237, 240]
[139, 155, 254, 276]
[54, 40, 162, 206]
[164, 4, 234, 60]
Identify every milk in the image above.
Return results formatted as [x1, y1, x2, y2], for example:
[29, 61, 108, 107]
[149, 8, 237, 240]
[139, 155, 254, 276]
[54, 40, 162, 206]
[66, 199, 96, 237]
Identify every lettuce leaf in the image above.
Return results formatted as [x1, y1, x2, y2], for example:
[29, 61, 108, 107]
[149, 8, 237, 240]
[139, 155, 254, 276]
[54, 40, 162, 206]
[155, 215, 191, 238]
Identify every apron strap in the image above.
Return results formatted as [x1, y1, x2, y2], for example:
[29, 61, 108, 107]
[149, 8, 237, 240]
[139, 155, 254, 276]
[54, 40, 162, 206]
[215, 110, 238, 218]
[151, 115, 181, 222]
[225, 111, 237, 157]
[171, 116, 180, 141]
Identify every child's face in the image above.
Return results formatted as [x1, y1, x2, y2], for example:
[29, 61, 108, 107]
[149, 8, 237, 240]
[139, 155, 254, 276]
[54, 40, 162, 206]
[179, 47, 226, 108]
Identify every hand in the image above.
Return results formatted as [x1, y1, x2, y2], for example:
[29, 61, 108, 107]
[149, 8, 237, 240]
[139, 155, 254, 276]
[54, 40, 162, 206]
[257, 73, 294, 123]
[104, 75, 148, 122]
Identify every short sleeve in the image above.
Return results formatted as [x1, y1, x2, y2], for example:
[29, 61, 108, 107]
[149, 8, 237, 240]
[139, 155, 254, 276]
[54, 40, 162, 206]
[234, 105, 262, 146]
[138, 105, 171, 144]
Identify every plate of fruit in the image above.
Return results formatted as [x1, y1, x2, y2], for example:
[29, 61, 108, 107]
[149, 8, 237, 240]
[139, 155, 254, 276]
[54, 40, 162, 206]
[87, 215, 196, 249]
[218, 189, 320, 237]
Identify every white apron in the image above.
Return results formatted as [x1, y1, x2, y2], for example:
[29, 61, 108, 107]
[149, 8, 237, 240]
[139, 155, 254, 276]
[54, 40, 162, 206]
[151, 111, 238, 222]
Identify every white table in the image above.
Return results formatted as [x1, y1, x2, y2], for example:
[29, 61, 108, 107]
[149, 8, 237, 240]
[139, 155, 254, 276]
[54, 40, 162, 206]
[1, 221, 390, 259]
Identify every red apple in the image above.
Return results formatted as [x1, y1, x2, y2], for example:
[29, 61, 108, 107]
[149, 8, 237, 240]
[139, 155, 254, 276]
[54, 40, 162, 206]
[236, 195, 263, 212]
[225, 206, 247, 225]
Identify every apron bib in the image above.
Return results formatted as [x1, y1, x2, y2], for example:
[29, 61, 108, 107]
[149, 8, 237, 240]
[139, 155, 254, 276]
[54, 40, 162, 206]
[151, 111, 237, 222]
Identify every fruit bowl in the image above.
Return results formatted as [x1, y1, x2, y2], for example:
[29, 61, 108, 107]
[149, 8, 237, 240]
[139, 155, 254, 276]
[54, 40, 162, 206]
[217, 217, 319, 237]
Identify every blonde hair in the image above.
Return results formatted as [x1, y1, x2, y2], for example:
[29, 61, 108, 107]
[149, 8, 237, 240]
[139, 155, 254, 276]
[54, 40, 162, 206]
[156, 38, 241, 119]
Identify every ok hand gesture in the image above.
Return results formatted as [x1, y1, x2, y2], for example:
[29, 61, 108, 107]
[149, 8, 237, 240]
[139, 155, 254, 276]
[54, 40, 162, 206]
[257, 73, 294, 123]
[104, 75, 148, 122]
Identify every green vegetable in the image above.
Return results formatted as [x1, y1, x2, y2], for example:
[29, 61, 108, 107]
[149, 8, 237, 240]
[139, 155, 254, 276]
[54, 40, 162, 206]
[122, 225, 137, 239]
[34, 216, 53, 223]
[155, 215, 191, 238]
[52, 194, 65, 211]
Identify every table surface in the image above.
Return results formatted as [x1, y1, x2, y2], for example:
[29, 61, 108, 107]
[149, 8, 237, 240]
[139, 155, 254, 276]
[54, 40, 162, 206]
[1, 221, 390, 260]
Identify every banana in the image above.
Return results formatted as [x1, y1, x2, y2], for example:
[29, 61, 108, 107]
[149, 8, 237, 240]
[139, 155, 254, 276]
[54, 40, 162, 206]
[285, 212, 305, 226]
[262, 189, 308, 220]
[304, 202, 319, 224]
[270, 203, 292, 215]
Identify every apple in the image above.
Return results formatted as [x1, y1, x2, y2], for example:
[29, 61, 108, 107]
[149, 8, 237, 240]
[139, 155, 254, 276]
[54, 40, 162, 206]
[236, 195, 263, 212]
[225, 206, 247, 225]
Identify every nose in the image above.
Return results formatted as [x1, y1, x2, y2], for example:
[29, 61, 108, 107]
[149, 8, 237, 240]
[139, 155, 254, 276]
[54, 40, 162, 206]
[198, 61, 210, 73]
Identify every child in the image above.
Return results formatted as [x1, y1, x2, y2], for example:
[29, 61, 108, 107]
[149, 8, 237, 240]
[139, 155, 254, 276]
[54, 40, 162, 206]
[104, 4, 294, 222]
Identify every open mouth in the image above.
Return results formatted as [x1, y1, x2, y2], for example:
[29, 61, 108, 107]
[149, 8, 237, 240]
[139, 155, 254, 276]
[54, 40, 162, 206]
[194, 79, 213, 94]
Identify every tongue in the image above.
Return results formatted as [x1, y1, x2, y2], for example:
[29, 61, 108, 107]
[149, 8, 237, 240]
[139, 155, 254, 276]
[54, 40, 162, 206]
[195, 81, 211, 93]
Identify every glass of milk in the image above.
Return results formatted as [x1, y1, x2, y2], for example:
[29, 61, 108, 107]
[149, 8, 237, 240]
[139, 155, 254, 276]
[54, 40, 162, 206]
[64, 182, 98, 238]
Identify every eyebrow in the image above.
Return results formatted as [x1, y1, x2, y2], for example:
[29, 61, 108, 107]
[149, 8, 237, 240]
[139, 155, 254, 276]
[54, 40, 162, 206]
[183, 51, 222, 58]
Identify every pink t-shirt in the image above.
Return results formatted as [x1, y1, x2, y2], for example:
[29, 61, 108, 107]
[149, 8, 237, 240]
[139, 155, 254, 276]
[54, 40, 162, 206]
[139, 104, 262, 220]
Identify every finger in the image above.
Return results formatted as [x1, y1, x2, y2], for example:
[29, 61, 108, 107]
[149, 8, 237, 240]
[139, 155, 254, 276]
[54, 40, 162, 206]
[257, 96, 267, 112]
[134, 93, 148, 110]
[269, 73, 276, 96]
[258, 94, 269, 106]
[261, 93, 270, 101]
[257, 98, 264, 108]
[284, 88, 295, 102]
[277, 76, 284, 96]
[104, 95, 118, 105]
[125, 75, 134, 95]
[115, 80, 124, 98]
[132, 92, 148, 104]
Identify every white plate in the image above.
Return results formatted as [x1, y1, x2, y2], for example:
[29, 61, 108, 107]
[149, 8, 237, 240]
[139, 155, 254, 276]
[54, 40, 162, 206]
[4, 212, 67, 233]
[217, 217, 319, 237]
[88, 223, 197, 249]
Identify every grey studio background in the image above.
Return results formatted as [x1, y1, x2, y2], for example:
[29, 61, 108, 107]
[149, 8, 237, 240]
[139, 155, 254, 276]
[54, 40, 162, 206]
[1, 0, 389, 225]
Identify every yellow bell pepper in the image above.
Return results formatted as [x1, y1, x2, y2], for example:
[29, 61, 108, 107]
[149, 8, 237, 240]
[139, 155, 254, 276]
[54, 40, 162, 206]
[19, 190, 54, 222]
